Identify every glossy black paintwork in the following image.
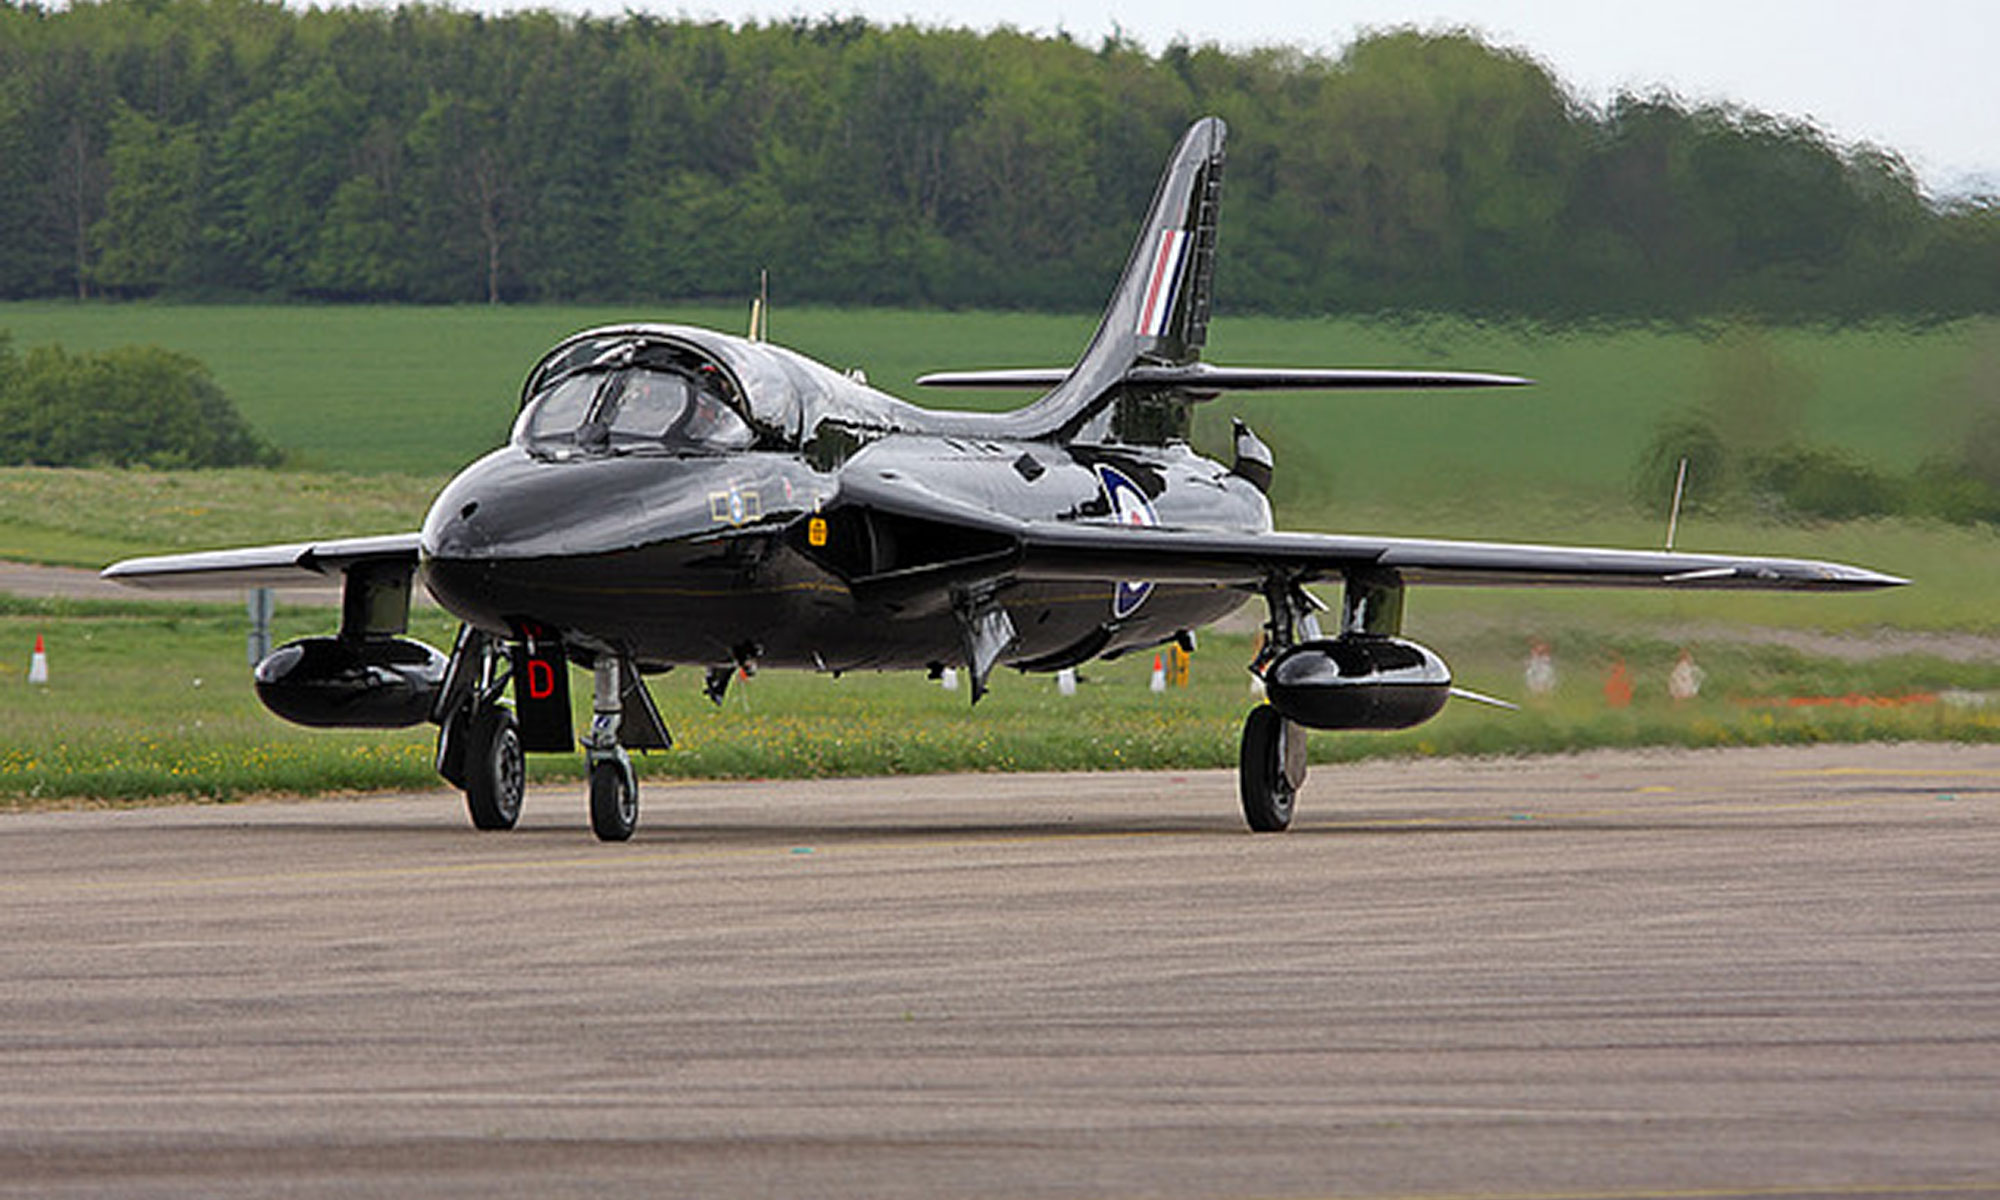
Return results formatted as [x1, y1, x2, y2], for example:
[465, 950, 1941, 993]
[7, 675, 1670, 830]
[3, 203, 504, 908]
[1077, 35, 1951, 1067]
[1264, 637, 1452, 730]
[253, 635, 447, 728]
[420, 421, 1266, 673]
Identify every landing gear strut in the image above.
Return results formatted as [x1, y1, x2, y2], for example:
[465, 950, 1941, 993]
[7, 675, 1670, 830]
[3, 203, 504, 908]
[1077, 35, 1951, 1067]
[434, 625, 666, 839]
[584, 656, 639, 842]
[435, 627, 526, 831]
[1240, 574, 1322, 833]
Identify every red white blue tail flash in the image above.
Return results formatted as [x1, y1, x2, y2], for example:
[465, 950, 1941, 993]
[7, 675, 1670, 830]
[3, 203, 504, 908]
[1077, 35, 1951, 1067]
[1135, 229, 1188, 339]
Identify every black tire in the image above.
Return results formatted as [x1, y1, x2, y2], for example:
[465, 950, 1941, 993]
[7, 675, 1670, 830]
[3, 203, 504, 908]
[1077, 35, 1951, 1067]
[589, 758, 638, 842]
[1239, 704, 1301, 832]
[464, 706, 525, 831]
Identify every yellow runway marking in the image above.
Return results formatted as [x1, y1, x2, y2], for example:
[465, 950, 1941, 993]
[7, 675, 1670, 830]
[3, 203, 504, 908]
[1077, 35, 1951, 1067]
[1776, 766, 2000, 779]
[1296, 1184, 2000, 1200]
[1302, 1183, 2000, 1200]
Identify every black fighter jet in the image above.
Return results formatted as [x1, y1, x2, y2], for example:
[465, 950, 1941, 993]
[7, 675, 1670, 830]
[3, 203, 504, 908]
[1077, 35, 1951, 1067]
[105, 117, 1904, 841]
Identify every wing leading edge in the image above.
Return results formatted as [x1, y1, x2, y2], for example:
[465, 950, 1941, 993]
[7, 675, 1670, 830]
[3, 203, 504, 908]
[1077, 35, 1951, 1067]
[101, 533, 422, 591]
[1004, 522, 1906, 591]
[832, 472, 1904, 593]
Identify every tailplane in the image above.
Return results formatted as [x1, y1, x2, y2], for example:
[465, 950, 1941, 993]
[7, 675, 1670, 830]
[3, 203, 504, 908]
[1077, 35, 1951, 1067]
[923, 118, 1227, 443]
[920, 116, 1527, 444]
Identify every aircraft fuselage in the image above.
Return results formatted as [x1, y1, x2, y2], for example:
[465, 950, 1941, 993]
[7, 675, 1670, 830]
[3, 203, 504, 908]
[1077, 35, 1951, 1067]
[419, 431, 1268, 676]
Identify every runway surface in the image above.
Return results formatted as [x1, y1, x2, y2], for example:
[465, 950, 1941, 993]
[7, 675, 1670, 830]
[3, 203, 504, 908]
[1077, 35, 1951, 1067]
[3, 744, 1996, 1199]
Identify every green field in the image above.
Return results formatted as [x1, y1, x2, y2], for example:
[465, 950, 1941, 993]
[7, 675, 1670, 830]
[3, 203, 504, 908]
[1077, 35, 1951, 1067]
[8, 598, 2000, 808]
[4, 302, 1996, 624]
[5, 303, 1994, 500]
[2, 303, 1997, 804]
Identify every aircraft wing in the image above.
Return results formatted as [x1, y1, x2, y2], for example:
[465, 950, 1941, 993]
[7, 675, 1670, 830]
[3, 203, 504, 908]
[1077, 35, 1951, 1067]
[835, 472, 1904, 593]
[101, 533, 423, 591]
[1004, 522, 1904, 591]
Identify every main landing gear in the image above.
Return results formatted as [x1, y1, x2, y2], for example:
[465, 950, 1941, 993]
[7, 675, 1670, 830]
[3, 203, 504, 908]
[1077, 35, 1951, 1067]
[1239, 574, 1322, 833]
[1238, 703, 1305, 831]
[435, 628, 528, 831]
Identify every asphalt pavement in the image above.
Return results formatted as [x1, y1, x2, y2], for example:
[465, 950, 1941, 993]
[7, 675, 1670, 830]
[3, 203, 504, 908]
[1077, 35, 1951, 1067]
[2, 745, 1996, 1199]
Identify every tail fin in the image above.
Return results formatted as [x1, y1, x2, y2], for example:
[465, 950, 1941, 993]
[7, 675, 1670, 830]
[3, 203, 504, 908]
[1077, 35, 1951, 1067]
[1109, 116, 1225, 369]
[932, 118, 1228, 443]
[914, 117, 1527, 442]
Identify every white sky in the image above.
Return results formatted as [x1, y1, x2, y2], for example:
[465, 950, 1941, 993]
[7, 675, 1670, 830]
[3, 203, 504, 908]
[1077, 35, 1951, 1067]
[454, 0, 1999, 197]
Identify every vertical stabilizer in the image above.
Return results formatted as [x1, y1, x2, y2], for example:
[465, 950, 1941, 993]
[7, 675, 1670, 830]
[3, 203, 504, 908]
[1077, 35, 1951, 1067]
[989, 118, 1228, 442]
[1127, 124, 1224, 366]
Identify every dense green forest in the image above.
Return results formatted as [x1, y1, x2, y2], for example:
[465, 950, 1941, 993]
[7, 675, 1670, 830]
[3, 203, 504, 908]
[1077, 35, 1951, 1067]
[3, 0, 1997, 316]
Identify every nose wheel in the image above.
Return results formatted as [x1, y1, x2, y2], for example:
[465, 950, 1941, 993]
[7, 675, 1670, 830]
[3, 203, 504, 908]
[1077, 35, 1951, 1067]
[583, 656, 641, 841]
[588, 748, 638, 841]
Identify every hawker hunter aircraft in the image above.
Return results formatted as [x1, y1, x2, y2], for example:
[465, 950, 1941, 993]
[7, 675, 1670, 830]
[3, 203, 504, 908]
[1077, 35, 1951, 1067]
[106, 117, 1904, 840]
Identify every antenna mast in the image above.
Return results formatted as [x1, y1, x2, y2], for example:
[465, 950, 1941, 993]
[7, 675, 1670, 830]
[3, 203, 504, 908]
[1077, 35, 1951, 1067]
[1665, 457, 1689, 551]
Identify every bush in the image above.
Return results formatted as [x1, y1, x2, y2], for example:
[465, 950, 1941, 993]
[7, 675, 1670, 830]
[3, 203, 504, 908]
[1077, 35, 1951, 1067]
[1633, 410, 1730, 513]
[1743, 445, 1901, 521]
[0, 338, 277, 468]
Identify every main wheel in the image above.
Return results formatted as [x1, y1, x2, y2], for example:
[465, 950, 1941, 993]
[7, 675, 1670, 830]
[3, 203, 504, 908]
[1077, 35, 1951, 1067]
[464, 706, 525, 831]
[589, 757, 638, 842]
[1239, 704, 1304, 832]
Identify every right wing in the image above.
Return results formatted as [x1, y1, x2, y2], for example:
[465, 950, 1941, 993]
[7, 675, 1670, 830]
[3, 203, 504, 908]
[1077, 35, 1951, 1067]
[1006, 522, 1904, 591]
[836, 470, 1904, 594]
[101, 533, 423, 591]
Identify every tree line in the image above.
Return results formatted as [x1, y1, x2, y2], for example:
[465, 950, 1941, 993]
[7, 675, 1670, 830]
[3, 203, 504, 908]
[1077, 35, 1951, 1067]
[3, 0, 1997, 318]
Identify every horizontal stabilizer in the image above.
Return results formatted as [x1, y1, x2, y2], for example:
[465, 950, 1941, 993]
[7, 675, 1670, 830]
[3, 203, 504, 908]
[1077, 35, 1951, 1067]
[916, 368, 1068, 389]
[917, 365, 1531, 392]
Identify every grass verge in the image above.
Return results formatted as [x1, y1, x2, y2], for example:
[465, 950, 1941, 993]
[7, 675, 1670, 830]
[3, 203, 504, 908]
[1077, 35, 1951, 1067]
[5, 601, 1999, 809]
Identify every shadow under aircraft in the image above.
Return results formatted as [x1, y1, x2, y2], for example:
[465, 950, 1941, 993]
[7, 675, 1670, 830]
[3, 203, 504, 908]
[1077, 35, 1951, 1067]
[105, 117, 1905, 840]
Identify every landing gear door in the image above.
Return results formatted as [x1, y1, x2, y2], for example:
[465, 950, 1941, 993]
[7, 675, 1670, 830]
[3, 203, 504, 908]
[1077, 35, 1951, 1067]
[511, 636, 574, 754]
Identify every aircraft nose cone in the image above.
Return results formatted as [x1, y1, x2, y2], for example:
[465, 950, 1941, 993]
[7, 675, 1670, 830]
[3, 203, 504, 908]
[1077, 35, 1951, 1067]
[420, 448, 529, 562]
[424, 494, 488, 560]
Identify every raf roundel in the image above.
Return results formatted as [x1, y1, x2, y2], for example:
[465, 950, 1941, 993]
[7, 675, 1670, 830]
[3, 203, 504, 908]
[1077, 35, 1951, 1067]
[1094, 464, 1157, 620]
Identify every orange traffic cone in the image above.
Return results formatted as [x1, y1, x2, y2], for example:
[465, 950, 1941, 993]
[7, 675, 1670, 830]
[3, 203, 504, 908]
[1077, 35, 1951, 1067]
[28, 634, 48, 685]
[1603, 657, 1632, 708]
[1149, 653, 1166, 693]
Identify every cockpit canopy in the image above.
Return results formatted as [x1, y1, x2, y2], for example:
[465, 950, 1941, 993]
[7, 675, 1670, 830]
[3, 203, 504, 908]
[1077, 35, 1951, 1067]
[518, 323, 955, 463]
[514, 336, 759, 458]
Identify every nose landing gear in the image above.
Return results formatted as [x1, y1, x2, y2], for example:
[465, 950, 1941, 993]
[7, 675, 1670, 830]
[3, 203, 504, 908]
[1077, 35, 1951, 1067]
[584, 657, 640, 842]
